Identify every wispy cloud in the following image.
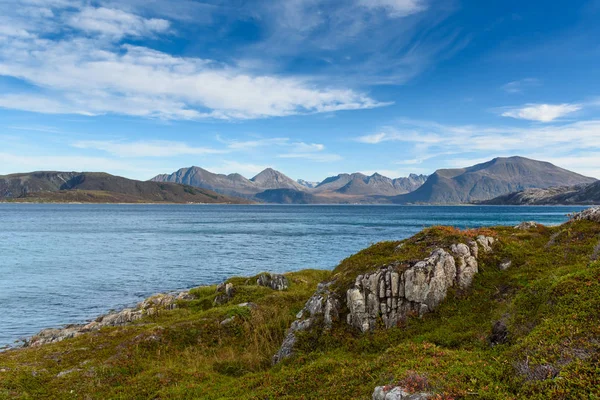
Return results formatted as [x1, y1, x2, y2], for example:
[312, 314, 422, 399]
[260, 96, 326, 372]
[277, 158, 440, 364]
[500, 103, 582, 122]
[501, 78, 540, 94]
[278, 153, 342, 162]
[357, 0, 427, 17]
[68, 7, 170, 38]
[0, 2, 388, 120]
[205, 161, 270, 177]
[354, 118, 600, 177]
[72, 140, 225, 158]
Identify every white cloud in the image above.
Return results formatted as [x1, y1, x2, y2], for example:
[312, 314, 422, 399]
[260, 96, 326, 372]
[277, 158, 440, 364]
[0, 152, 137, 175]
[500, 103, 582, 122]
[72, 140, 225, 158]
[225, 138, 290, 150]
[0, 0, 389, 121]
[205, 161, 270, 177]
[68, 7, 170, 39]
[501, 78, 540, 94]
[355, 118, 600, 178]
[0, 39, 385, 120]
[357, 0, 427, 17]
[278, 153, 342, 162]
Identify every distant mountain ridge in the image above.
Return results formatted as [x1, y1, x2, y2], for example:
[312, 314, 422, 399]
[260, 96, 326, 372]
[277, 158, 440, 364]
[151, 166, 428, 203]
[314, 172, 427, 196]
[391, 156, 596, 204]
[481, 181, 600, 205]
[0, 171, 249, 204]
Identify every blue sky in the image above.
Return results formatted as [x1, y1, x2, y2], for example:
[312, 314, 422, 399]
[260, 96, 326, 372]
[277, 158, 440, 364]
[1, 0, 600, 181]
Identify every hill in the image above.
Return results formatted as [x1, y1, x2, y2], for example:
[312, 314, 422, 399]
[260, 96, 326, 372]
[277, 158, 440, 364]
[392, 156, 596, 204]
[0, 171, 249, 204]
[1, 209, 599, 398]
[481, 181, 600, 205]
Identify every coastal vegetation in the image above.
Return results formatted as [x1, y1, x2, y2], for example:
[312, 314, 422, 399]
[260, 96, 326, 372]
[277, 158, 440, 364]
[0, 211, 599, 399]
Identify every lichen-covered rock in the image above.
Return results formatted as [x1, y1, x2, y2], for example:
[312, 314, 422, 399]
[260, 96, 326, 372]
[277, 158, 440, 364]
[26, 289, 197, 347]
[404, 249, 456, 311]
[214, 283, 235, 305]
[499, 260, 512, 270]
[476, 235, 495, 253]
[514, 221, 539, 230]
[276, 236, 497, 361]
[257, 273, 289, 291]
[569, 207, 600, 223]
[272, 282, 339, 364]
[372, 386, 431, 400]
[451, 243, 478, 289]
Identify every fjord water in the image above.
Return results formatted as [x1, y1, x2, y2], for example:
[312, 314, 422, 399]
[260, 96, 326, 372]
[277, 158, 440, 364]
[0, 204, 586, 347]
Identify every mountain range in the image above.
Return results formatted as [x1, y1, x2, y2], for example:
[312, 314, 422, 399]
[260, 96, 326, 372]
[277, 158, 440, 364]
[390, 156, 596, 204]
[152, 156, 595, 204]
[151, 167, 428, 203]
[1, 156, 595, 205]
[0, 172, 249, 204]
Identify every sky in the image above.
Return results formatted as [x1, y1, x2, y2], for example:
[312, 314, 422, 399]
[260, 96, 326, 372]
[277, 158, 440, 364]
[1, 0, 600, 182]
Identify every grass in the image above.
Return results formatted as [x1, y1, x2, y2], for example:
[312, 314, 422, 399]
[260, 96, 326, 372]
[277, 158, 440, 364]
[0, 222, 599, 399]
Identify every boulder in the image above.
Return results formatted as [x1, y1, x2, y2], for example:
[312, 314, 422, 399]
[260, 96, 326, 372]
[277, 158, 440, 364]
[514, 221, 539, 230]
[499, 260, 512, 270]
[373, 386, 431, 400]
[257, 273, 289, 291]
[451, 243, 478, 289]
[214, 283, 235, 305]
[569, 207, 600, 223]
[272, 282, 339, 364]
[476, 235, 495, 253]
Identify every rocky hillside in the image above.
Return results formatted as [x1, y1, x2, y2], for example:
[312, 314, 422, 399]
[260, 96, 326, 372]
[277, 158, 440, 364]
[0, 171, 249, 204]
[2, 209, 599, 398]
[482, 181, 600, 205]
[392, 156, 596, 204]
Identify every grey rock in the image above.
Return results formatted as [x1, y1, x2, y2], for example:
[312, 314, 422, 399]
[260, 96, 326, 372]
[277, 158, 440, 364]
[57, 368, 80, 378]
[257, 273, 289, 290]
[214, 283, 235, 305]
[489, 320, 509, 346]
[273, 281, 339, 364]
[514, 221, 539, 230]
[220, 316, 236, 326]
[569, 207, 600, 223]
[237, 302, 258, 309]
[373, 386, 430, 400]
[499, 260, 512, 270]
[476, 235, 495, 253]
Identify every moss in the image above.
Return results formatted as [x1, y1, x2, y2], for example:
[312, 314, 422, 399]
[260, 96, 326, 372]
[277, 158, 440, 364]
[1, 223, 599, 399]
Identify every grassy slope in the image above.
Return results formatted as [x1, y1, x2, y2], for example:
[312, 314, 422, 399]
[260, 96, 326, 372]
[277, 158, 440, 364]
[0, 222, 599, 399]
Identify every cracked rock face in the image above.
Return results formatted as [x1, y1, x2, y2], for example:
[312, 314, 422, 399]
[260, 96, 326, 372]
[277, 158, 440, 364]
[274, 236, 495, 362]
[257, 273, 289, 291]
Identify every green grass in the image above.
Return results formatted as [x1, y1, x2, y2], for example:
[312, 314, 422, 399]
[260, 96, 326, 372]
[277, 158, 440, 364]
[0, 222, 599, 399]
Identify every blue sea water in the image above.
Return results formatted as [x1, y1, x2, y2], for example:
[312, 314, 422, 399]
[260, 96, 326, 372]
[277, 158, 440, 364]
[0, 204, 587, 347]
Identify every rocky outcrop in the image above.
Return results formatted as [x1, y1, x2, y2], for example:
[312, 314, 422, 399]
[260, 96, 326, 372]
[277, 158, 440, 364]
[214, 283, 235, 305]
[272, 282, 339, 364]
[514, 221, 539, 230]
[274, 236, 496, 362]
[257, 273, 289, 291]
[26, 291, 195, 347]
[373, 386, 431, 400]
[569, 207, 600, 223]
